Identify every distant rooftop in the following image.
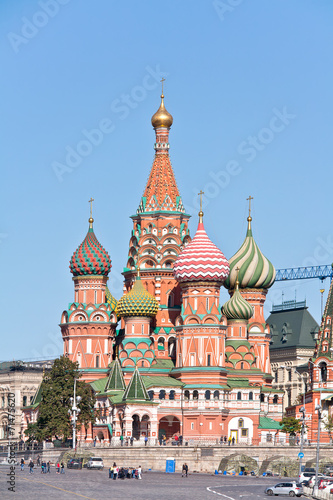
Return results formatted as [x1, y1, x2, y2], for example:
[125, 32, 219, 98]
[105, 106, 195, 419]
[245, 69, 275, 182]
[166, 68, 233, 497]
[272, 299, 306, 312]
[0, 358, 55, 372]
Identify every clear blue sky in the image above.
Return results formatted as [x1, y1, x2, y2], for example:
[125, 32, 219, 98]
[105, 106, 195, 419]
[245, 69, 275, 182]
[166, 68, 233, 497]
[1, 0, 333, 360]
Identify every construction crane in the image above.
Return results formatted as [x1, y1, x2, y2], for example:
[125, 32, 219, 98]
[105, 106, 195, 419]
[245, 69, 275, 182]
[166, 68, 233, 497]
[275, 264, 333, 282]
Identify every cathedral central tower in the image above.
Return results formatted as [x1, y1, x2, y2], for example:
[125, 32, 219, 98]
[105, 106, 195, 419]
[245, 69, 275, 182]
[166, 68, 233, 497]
[123, 88, 191, 362]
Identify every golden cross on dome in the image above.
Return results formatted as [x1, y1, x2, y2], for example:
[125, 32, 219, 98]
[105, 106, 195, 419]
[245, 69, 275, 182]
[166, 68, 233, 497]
[161, 77, 165, 96]
[235, 266, 240, 289]
[198, 190, 204, 212]
[246, 195, 253, 217]
[88, 197, 94, 218]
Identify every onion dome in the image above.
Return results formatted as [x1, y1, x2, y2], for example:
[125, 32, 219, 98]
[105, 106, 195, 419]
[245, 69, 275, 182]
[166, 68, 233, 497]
[115, 272, 158, 318]
[70, 218, 111, 277]
[105, 286, 117, 311]
[222, 276, 254, 320]
[151, 93, 173, 129]
[173, 213, 230, 283]
[224, 216, 275, 290]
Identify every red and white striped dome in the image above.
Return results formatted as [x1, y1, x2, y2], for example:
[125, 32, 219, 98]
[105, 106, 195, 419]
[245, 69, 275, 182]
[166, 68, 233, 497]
[173, 220, 230, 282]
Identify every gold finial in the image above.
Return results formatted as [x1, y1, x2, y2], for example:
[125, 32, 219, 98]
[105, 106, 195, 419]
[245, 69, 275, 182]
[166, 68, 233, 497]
[137, 266, 140, 278]
[88, 197, 94, 226]
[198, 190, 204, 222]
[246, 195, 253, 230]
[246, 196, 253, 221]
[151, 80, 173, 129]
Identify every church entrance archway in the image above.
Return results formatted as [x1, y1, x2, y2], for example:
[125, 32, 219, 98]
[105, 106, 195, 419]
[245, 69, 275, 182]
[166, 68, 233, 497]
[158, 415, 180, 440]
[132, 414, 140, 440]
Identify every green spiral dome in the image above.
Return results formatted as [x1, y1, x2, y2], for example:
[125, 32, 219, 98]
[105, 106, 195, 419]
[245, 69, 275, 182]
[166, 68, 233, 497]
[116, 276, 159, 318]
[224, 217, 275, 290]
[222, 282, 254, 321]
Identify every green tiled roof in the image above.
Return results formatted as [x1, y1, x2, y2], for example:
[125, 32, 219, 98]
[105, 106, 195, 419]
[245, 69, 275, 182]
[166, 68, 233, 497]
[184, 384, 229, 390]
[227, 378, 250, 388]
[108, 393, 125, 404]
[31, 382, 43, 405]
[148, 359, 174, 371]
[90, 377, 108, 393]
[143, 376, 184, 388]
[261, 386, 283, 393]
[258, 417, 281, 430]
[123, 367, 149, 401]
[105, 359, 126, 392]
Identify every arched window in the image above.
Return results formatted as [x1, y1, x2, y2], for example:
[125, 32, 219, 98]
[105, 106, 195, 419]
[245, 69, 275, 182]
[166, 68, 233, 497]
[148, 390, 154, 401]
[238, 418, 244, 428]
[193, 390, 199, 400]
[249, 391, 253, 401]
[95, 355, 100, 368]
[168, 293, 174, 308]
[213, 390, 219, 400]
[157, 337, 165, 351]
[320, 362, 328, 382]
[273, 395, 278, 404]
[184, 390, 190, 400]
[159, 390, 166, 400]
[237, 392, 241, 401]
[260, 393, 265, 403]
[205, 390, 211, 400]
[169, 390, 175, 400]
[22, 396, 27, 407]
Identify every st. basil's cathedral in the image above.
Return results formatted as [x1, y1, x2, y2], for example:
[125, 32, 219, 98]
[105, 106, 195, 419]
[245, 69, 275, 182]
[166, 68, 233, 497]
[24, 89, 283, 445]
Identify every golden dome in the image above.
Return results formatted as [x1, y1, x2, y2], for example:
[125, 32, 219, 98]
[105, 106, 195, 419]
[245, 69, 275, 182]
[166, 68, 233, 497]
[151, 94, 173, 129]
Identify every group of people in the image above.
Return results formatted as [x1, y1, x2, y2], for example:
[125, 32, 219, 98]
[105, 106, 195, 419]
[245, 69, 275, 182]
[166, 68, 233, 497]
[21, 456, 64, 474]
[158, 434, 183, 446]
[109, 462, 142, 480]
[119, 435, 135, 447]
[220, 436, 236, 446]
[21, 458, 36, 474]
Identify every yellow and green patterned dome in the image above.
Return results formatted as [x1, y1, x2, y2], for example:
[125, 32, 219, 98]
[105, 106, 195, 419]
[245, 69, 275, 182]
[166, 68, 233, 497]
[116, 274, 158, 318]
[105, 286, 117, 312]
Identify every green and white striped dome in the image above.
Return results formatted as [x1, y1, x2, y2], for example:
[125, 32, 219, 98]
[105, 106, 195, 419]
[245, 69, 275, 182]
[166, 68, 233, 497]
[224, 217, 275, 290]
[222, 280, 254, 320]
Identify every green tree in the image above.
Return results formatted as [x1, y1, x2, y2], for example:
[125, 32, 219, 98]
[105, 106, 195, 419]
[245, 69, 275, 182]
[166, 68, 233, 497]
[279, 416, 302, 435]
[25, 356, 95, 442]
[324, 414, 333, 444]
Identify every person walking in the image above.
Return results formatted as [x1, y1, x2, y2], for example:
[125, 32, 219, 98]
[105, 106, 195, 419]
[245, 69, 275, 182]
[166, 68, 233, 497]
[120, 434, 124, 447]
[109, 466, 113, 479]
[137, 465, 142, 480]
[20, 458, 24, 471]
[232, 436, 235, 446]
[144, 435, 148, 447]
[224, 436, 227, 445]
[56, 462, 60, 474]
[47, 461, 50, 473]
[228, 436, 231, 446]
[36, 455, 40, 467]
[29, 459, 34, 474]
[184, 463, 188, 477]
[60, 461, 65, 474]
[219, 436, 223, 446]
[130, 436, 134, 447]
[182, 463, 186, 477]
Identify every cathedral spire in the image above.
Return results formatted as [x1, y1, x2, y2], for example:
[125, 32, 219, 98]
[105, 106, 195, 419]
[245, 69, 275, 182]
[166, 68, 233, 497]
[137, 87, 185, 214]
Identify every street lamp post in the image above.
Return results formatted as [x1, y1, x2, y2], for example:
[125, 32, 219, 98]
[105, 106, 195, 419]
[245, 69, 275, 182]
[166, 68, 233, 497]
[314, 404, 322, 493]
[68, 379, 81, 450]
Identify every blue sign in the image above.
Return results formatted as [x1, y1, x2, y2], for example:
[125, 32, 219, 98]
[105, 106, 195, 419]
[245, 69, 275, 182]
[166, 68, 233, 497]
[298, 452, 304, 458]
